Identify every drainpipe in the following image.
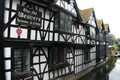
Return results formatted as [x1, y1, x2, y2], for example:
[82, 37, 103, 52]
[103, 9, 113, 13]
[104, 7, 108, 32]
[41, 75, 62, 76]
[104, 32, 107, 58]
[0, 0, 5, 80]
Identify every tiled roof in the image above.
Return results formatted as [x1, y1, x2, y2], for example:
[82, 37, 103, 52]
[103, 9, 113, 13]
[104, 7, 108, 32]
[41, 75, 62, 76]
[96, 20, 103, 29]
[104, 24, 109, 32]
[79, 8, 93, 23]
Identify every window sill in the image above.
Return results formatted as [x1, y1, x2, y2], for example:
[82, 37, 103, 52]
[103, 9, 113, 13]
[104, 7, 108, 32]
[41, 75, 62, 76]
[84, 60, 91, 64]
[12, 71, 33, 79]
[49, 62, 69, 70]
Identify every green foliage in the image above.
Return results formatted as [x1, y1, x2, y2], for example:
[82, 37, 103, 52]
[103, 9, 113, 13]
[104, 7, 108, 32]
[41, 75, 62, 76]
[109, 34, 117, 51]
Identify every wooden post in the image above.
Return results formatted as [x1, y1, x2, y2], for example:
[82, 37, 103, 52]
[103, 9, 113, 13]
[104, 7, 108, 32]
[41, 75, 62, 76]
[104, 32, 107, 58]
[0, 0, 5, 80]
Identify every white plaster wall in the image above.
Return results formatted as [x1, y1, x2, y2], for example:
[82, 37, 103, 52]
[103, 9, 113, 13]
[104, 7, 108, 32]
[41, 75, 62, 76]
[88, 13, 96, 27]
[4, 47, 11, 80]
[56, 0, 76, 15]
[75, 49, 83, 74]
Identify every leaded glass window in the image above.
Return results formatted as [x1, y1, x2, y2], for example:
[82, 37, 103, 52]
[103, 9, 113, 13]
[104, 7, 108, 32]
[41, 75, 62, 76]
[54, 12, 59, 30]
[60, 12, 72, 32]
[49, 46, 68, 70]
[12, 48, 30, 73]
[54, 11, 72, 32]
[49, 46, 65, 65]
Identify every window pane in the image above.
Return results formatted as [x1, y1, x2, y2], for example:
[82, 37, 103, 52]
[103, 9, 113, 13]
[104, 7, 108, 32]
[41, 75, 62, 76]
[84, 49, 90, 62]
[60, 12, 65, 19]
[54, 47, 59, 64]
[59, 12, 73, 32]
[90, 27, 95, 39]
[65, 22, 72, 32]
[65, 23, 69, 32]
[68, 16, 72, 22]
[59, 47, 65, 63]
[49, 46, 66, 66]
[12, 48, 30, 72]
[60, 19, 65, 31]
[22, 49, 30, 71]
[12, 49, 22, 72]
[60, 12, 65, 31]
[54, 13, 59, 30]
[65, 15, 69, 21]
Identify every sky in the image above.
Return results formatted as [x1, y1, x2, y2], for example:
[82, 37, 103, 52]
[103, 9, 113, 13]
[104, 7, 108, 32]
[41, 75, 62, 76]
[76, 0, 120, 38]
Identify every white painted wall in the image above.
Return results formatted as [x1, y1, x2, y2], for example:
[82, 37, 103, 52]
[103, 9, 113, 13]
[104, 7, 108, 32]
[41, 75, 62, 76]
[4, 47, 11, 80]
[75, 49, 83, 74]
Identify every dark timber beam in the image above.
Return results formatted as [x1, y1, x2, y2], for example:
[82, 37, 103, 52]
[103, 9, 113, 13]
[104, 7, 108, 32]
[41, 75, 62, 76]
[0, 0, 5, 80]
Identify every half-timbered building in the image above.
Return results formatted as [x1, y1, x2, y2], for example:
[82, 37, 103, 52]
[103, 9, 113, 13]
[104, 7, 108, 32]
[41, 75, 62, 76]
[80, 8, 97, 68]
[1, 0, 87, 80]
[96, 20, 105, 62]
[0, 0, 110, 80]
[104, 24, 110, 57]
[96, 20, 110, 62]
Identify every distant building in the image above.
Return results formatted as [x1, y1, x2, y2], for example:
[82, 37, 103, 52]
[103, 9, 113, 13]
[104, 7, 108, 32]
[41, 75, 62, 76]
[104, 25, 112, 56]
[107, 35, 113, 45]
[96, 20, 110, 62]
[96, 20, 105, 62]
[116, 38, 120, 44]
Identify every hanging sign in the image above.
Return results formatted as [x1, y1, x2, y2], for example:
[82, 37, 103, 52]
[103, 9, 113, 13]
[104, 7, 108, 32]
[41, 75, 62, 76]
[16, 27, 22, 36]
[16, 5, 42, 27]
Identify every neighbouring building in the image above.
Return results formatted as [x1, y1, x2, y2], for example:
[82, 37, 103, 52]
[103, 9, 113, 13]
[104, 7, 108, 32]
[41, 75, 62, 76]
[0, 0, 111, 80]
[116, 38, 120, 51]
[104, 24, 110, 57]
[80, 8, 97, 68]
[107, 34, 115, 56]
[96, 20, 105, 62]
[96, 20, 110, 62]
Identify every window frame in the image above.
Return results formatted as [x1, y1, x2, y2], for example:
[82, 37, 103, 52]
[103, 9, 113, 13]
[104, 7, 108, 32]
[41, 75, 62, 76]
[84, 48, 90, 63]
[90, 26, 95, 39]
[11, 46, 32, 79]
[86, 26, 90, 38]
[49, 46, 69, 70]
[54, 11, 72, 32]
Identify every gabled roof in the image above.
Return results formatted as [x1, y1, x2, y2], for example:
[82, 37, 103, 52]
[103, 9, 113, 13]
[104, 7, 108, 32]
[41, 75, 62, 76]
[104, 24, 110, 32]
[79, 8, 94, 23]
[96, 20, 103, 29]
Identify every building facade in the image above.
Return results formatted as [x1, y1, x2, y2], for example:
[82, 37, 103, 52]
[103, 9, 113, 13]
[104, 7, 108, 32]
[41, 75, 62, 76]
[80, 8, 97, 69]
[96, 20, 110, 62]
[96, 20, 105, 62]
[0, 0, 110, 80]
